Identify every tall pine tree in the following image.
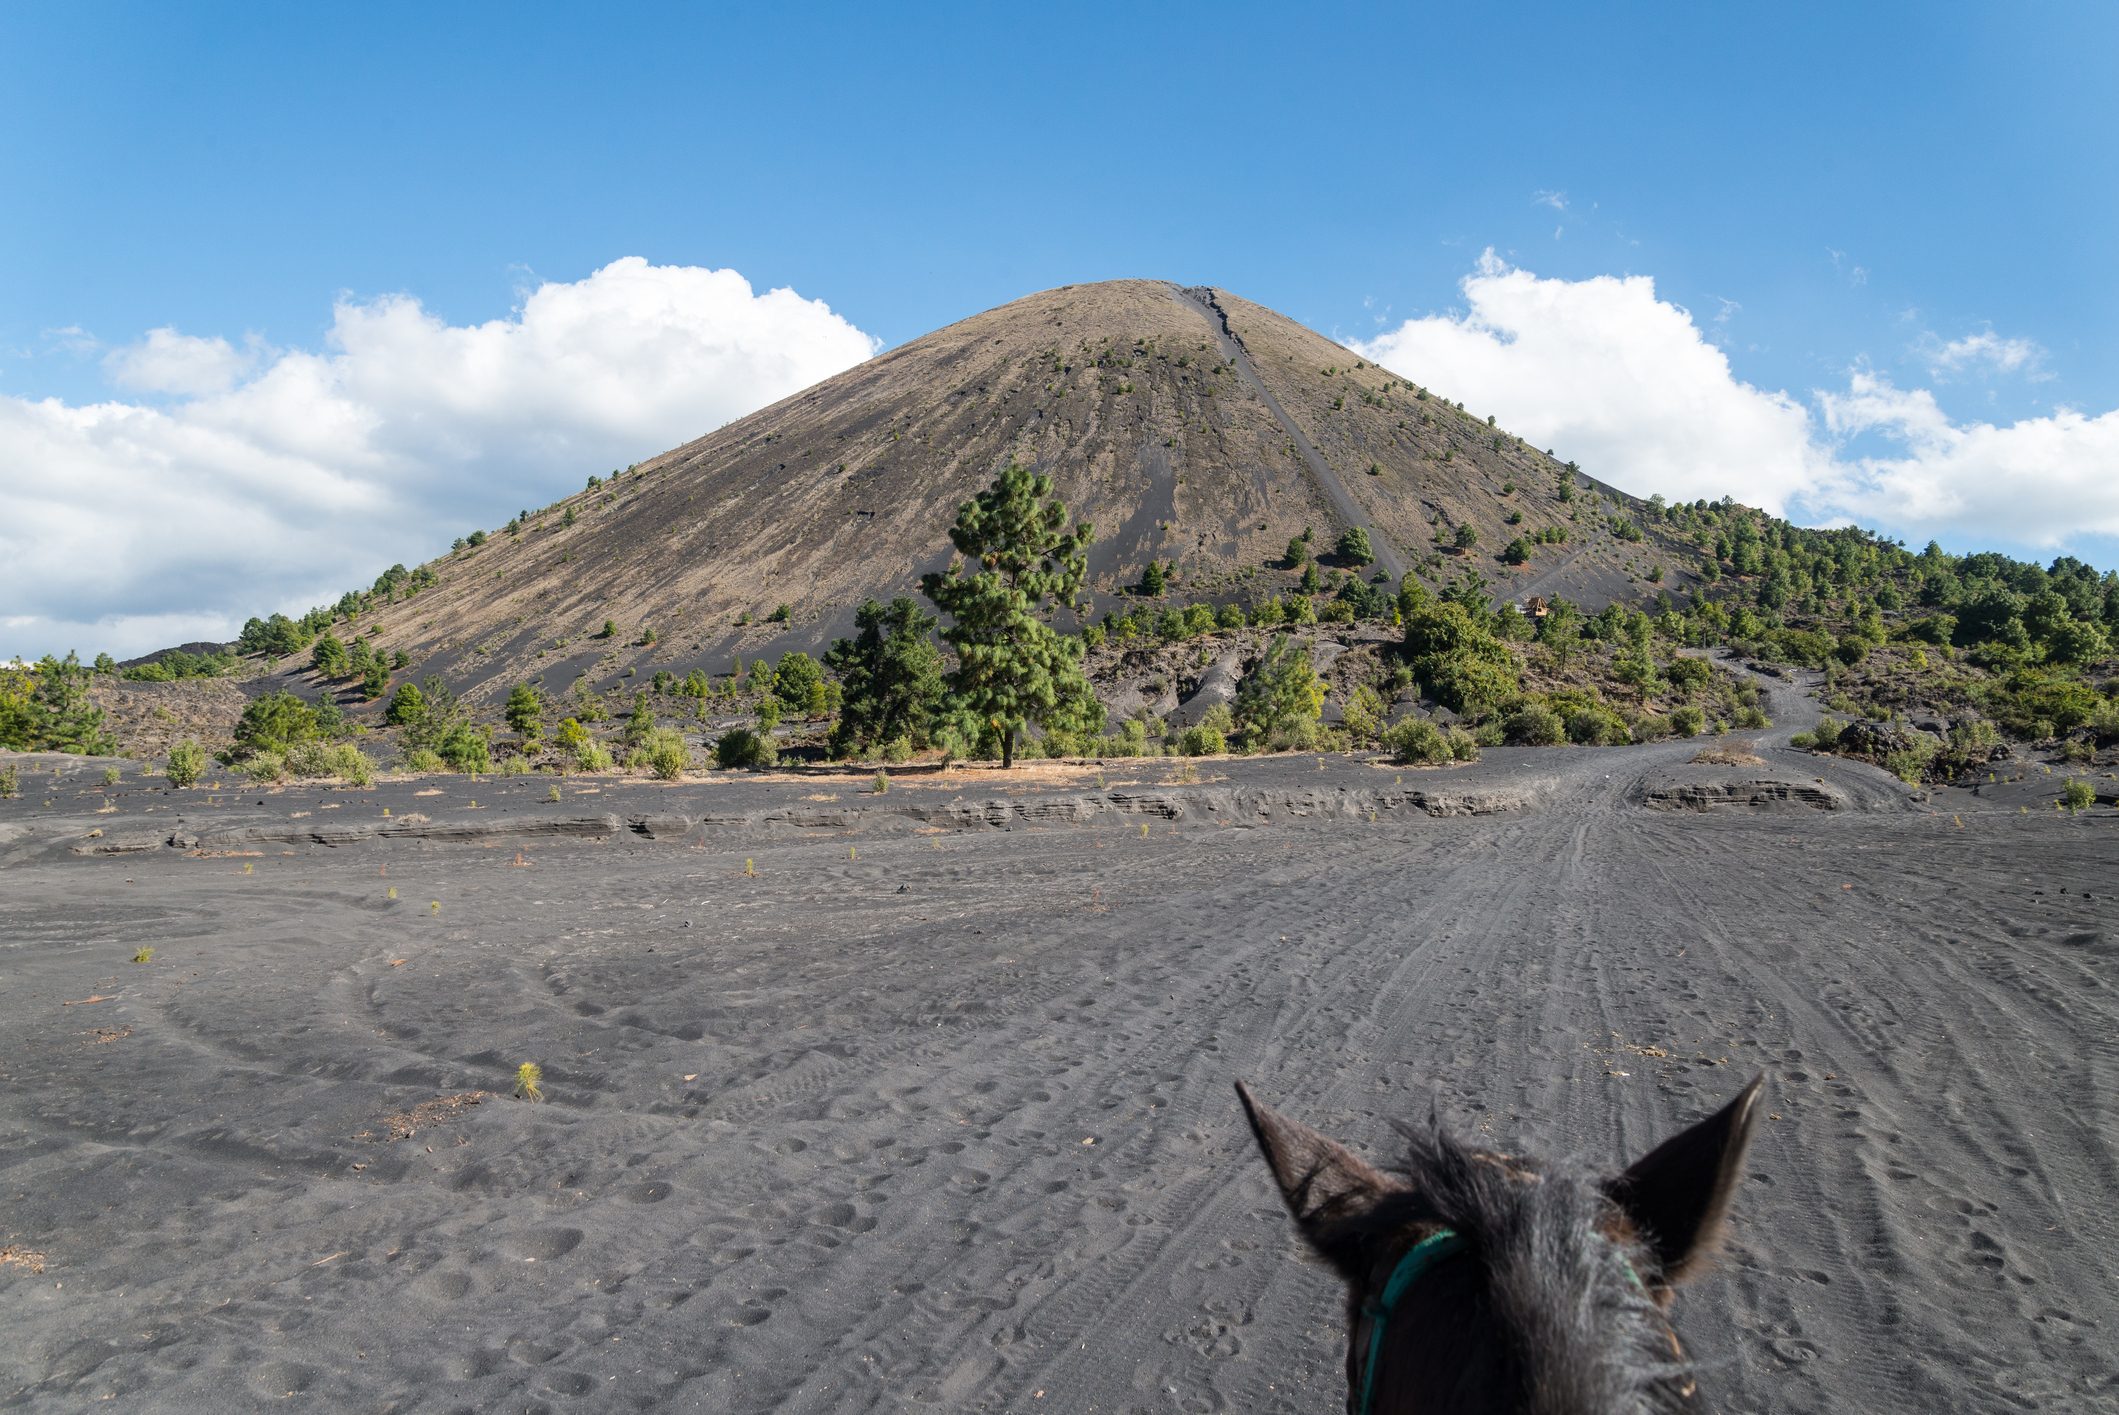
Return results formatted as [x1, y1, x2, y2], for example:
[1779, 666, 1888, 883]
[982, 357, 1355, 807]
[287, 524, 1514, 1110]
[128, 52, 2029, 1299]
[920, 462, 1093, 768]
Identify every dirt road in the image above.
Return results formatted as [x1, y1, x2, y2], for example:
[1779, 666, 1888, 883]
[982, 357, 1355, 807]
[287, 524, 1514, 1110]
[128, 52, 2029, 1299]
[1, 716, 2112, 1411]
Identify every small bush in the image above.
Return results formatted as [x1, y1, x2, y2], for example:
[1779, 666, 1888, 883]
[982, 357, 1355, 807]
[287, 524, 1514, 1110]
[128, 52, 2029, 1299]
[2061, 778, 2095, 812]
[1445, 726, 1481, 762]
[645, 728, 691, 780]
[573, 741, 613, 772]
[714, 728, 777, 770]
[1631, 714, 1671, 743]
[1177, 725, 1227, 757]
[437, 723, 491, 774]
[401, 747, 445, 774]
[1564, 706, 1629, 746]
[329, 744, 375, 787]
[243, 751, 288, 783]
[1669, 705, 1705, 738]
[1382, 717, 1453, 765]
[1884, 741, 1936, 785]
[1810, 716, 1845, 751]
[0, 765, 17, 798]
[1733, 705, 1771, 731]
[1503, 704, 1565, 746]
[166, 739, 208, 788]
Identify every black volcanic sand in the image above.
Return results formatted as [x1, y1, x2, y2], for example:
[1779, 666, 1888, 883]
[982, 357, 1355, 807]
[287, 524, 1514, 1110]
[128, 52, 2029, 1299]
[3, 704, 2115, 1410]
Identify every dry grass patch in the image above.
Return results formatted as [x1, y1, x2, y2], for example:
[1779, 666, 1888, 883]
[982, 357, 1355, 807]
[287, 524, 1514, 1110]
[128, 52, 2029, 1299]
[360, 1090, 488, 1143]
[1690, 742, 1766, 767]
[0, 1243, 48, 1275]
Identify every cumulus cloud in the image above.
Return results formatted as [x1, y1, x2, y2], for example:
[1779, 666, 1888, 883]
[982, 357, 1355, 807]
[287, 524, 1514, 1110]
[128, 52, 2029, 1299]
[1820, 373, 2119, 544]
[1, 258, 878, 659]
[104, 328, 259, 396]
[1351, 252, 1827, 514]
[1350, 250, 2119, 553]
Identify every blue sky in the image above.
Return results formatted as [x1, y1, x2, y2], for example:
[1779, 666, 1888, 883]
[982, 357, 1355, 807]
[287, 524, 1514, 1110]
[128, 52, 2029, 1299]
[4, 2, 2115, 656]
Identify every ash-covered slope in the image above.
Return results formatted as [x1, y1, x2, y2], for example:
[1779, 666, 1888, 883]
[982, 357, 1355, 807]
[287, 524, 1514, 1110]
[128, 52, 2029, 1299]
[285, 279, 1704, 709]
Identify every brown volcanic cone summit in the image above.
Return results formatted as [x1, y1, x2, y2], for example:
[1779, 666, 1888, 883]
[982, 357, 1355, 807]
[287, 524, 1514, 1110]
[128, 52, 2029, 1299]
[315, 279, 1703, 706]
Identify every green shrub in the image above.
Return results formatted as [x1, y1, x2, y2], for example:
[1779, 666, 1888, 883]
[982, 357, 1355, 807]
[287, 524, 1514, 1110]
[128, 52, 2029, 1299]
[1503, 704, 1565, 746]
[1811, 716, 1844, 751]
[1177, 725, 1226, 756]
[645, 728, 691, 780]
[2061, 778, 2096, 812]
[573, 741, 613, 772]
[1402, 601, 1519, 716]
[1884, 738, 1937, 785]
[1445, 726, 1481, 762]
[0, 765, 15, 798]
[1234, 636, 1325, 749]
[1669, 705, 1705, 738]
[399, 747, 443, 773]
[328, 744, 374, 787]
[231, 691, 324, 759]
[1382, 717, 1452, 765]
[166, 739, 208, 788]
[498, 755, 531, 776]
[556, 717, 590, 753]
[243, 751, 287, 783]
[1340, 684, 1387, 744]
[437, 722, 491, 774]
[1565, 706, 1630, 746]
[1733, 705, 1771, 730]
[714, 728, 777, 770]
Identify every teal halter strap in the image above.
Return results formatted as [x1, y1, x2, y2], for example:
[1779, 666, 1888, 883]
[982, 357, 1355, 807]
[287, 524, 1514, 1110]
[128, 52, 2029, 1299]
[1353, 1229, 1652, 1414]
[1356, 1229, 1464, 1415]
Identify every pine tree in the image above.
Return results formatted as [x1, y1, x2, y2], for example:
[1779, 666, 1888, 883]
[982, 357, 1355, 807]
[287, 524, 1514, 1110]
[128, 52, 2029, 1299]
[504, 682, 543, 741]
[385, 681, 430, 729]
[771, 652, 823, 717]
[1337, 526, 1376, 566]
[311, 631, 349, 678]
[14, 654, 118, 755]
[622, 692, 656, 749]
[825, 597, 946, 757]
[1140, 560, 1168, 596]
[919, 462, 1094, 768]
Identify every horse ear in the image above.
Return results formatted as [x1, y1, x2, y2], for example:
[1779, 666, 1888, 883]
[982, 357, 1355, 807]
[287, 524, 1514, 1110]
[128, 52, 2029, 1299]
[1606, 1075, 1764, 1290]
[1235, 1081, 1401, 1279]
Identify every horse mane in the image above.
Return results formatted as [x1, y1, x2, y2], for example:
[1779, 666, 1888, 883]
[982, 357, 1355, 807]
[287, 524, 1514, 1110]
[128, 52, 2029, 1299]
[1360, 1114, 1700, 1415]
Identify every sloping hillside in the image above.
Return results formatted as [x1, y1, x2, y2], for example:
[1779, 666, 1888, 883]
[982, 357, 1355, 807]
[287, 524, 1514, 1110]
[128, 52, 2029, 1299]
[237, 279, 1704, 712]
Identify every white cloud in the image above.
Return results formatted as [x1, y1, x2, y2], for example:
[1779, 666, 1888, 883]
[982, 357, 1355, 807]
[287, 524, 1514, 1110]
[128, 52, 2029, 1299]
[0, 258, 878, 659]
[1351, 250, 2119, 552]
[104, 327, 258, 395]
[1917, 328, 2045, 380]
[1532, 190, 1568, 212]
[1820, 373, 2119, 544]
[1351, 251, 1827, 514]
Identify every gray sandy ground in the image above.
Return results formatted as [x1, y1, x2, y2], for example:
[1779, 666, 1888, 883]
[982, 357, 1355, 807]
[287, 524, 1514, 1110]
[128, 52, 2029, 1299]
[1, 679, 2114, 1412]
